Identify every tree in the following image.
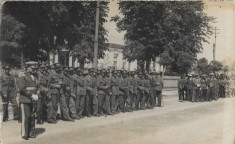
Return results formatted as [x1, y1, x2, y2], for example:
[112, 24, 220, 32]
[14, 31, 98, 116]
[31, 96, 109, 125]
[112, 1, 214, 73]
[208, 60, 223, 74]
[1, 1, 109, 67]
[0, 14, 26, 67]
[197, 57, 209, 74]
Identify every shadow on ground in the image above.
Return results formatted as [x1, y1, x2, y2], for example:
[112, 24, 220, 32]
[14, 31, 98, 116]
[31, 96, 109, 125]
[34, 128, 46, 137]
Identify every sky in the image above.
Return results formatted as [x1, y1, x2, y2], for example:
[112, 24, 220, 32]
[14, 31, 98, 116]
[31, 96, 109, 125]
[104, 1, 235, 68]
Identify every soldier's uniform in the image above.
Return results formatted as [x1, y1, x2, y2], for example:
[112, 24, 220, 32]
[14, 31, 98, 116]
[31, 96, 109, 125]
[76, 69, 86, 118]
[18, 66, 38, 140]
[68, 68, 80, 119]
[104, 70, 112, 115]
[47, 64, 62, 123]
[0, 66, 19, 122]
[59, 68, 74, 121]
[207, 73, 215, 102]
[143, 74, 151, 109]
[119, 71, 130, 112]
[36, 65, 49, 124]
[110, 71, 120, 114]
[137, 73, 145, 110]
[150, 73, 164, 107]
[192, 75, 200, 102]
[96, 70, 107, 116]
[200, 75, 208, 102]
[177, 76, 185, 101]
[84, 69, 97, 117]
[187, 75, 193, 101]
[129, 71, 138, 111]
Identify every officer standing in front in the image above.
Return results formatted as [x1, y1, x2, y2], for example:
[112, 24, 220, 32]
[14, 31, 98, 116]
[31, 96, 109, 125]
[18, 65, 39, 140]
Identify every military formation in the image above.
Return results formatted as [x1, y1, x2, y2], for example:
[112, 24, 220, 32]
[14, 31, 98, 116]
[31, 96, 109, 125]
[177, 73, 234, 102]
[0, 62, 164, 140]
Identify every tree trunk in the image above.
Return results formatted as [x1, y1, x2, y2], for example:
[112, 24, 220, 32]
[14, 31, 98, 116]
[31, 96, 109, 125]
[145, 60, 151, 73]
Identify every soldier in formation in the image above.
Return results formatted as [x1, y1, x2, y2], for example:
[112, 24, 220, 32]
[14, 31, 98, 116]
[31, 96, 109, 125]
[177, 72, 233, 103]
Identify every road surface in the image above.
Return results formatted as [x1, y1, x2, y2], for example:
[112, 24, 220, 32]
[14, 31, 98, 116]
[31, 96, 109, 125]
[1, 91, 235, 144]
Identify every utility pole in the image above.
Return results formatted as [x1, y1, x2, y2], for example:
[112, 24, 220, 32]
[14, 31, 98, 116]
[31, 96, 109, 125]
[213, 26, 220, 61]
[93, 1, 100, 69]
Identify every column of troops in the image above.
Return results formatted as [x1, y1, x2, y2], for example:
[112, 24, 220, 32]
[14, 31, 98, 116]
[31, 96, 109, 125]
[1, 63, 164, 125]
[177, 73, 235, 102]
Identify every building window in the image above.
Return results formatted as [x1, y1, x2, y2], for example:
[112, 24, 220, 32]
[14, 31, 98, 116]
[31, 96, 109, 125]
[114, 53, 118, 59]
[113, 61, 117, 68]
[122, 62, 126, 70]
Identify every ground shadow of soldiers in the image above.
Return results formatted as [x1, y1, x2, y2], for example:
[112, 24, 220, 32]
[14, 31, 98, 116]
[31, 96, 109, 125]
[34, 128, 46, 137]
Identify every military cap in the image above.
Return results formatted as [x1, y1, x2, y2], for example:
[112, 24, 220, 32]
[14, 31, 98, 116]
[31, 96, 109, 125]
[31, 65, 38, 69]
[3, 65, 10, 70]
[83, 70, 89, 75]
[54, 63, 61, 68]
[51, 65, 55, 69]
[40, 64, 46, 68]
[209, 73, 214, 76]
[64, 67, 70, 71]
[69, 67, 74, 71]
[187, 74, 192, 77]
[201, 74, 207, 77]
[112, 70, 117, 74]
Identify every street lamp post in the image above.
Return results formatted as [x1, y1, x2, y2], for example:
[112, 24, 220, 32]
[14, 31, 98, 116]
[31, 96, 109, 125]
[93, 1, 100, 69]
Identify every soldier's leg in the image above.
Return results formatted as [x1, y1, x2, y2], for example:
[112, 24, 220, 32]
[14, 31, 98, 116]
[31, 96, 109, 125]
[125, 93, 132, 112]
[110, 94, 116, 113]
[78, 95, 85, 117]
[140, 93, 146, 110]
[132, 93, 137, 110]
[1, 95, 8, 122]
[97, 94, 105, 115]
[135, 93, 140, 110]
[29, 103, 35, 137]
[69, 96, 77, 118]
[157, 91, 163, 107]
[21, 103, 30, 138]
[118, 94, 125, 112]
[36, 93, 42, 124]
[9, 91, 19, 120]
[85, 94, 92, 117]
[104, 94, 112, 114]
[46, 99, 54, 122]
[60, 94, 71, 120]
[75, 94, 80, 115]
[114, 95, 120, 113]
[51, 93, 58, 121]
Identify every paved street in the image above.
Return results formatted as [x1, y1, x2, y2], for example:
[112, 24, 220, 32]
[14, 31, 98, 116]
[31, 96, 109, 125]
[1, 91, 235, 144]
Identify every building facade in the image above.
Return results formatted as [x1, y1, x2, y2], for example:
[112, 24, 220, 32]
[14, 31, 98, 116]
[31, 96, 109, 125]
[49, 43, 162, 72]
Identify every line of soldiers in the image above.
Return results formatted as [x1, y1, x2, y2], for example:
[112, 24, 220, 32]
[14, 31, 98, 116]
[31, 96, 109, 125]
[177, 73, 232, 102]
[1, 63, 164, 139]
[34, 63, 164, 124]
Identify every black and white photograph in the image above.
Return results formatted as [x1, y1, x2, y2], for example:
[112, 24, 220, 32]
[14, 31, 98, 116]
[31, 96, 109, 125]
[0, 0, 235, 144]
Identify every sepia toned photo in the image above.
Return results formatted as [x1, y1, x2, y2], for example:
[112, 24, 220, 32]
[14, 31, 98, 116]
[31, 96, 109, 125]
[0, 1, 235, 144]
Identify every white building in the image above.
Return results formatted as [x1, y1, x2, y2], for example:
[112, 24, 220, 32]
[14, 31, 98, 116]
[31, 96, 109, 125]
[49, 43, 162, 72]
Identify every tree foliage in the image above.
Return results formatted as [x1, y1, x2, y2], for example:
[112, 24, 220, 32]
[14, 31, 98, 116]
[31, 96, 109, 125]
[0, 1, 109, 67]
[112, 1, 214, 73]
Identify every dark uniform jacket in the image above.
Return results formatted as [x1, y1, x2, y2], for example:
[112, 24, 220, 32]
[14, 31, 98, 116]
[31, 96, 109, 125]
[84, 75, 97, 96]
[119, 77, 129, 95]
[18, 73, 37, 103]
[111, 76, 120, 96]
[143, 78, 151, 94]
[200, 79, 208, 89]
[76, 75, 86, 96]
[129, 76, 138, 94]
[97, 75, 107, 95]
[0, 73, 15, 96]
[151, 77, 164, 91]
[177, 78, 186, 89]
[187, 79, 193, 90]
